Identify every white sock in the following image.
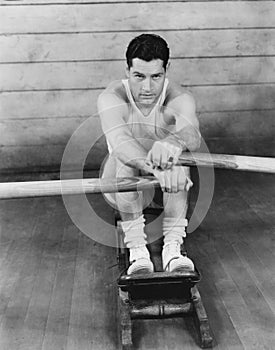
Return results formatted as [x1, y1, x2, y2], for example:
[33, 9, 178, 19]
[121, 215, 147, 249]
[163, 217, 188, 246]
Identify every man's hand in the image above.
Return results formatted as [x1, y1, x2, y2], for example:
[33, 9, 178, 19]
[152, 166, 193, 193]
[146, 140, 183, 170]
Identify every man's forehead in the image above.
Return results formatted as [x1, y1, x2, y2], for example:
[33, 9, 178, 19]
[130, 58, 165, 74]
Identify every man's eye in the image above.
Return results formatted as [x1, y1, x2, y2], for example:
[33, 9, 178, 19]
[134, 75, 143, 79]
[152, 75, 161, 80]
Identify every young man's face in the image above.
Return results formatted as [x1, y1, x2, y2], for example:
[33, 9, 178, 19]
[126, 58, 168, 107]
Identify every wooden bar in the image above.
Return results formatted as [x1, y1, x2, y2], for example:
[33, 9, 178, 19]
[130, 302, 192, 319]
[191, 286, 214, 348]
[0, 153, 274, 199]
[119, 289, 133, 349]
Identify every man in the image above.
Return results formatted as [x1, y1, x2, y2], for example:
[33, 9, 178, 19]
[97, 34, 201, 275]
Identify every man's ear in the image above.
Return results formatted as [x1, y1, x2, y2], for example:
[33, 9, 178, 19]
[125, 65, 130, 78]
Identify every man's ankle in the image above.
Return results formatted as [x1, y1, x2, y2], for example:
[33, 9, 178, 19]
[129, 245, 150, 262]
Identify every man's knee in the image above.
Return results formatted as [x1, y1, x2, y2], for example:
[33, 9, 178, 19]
[116, 159, 139, 177]
[100, 155, 138, 208]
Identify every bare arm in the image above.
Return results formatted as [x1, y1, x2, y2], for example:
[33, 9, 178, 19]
[164, 92, 201, 152]
[97, 91, 153, 173]
[146, 92, 201, 170]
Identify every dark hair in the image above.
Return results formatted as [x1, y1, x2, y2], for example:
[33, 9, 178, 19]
[126, 34, 170, 70]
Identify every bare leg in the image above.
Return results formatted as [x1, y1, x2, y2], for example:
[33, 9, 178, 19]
[115, 158, 143, 221]
[162, 167, 194, 272]
[163, 166, 190, 224]
[101, 154, 143, 219]
[163, 187, 188, 219]
[101, 155, 154, 274]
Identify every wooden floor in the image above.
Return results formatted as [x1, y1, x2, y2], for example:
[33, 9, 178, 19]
[0, 169, 274, 350]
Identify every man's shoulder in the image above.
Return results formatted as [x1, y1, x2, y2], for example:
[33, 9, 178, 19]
[100, 80, 128, 102]
[165, 82, 194, 105]
[97, 80, 129, 117]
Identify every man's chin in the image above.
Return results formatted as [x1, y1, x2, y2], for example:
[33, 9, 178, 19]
[138, 96, 156, 105]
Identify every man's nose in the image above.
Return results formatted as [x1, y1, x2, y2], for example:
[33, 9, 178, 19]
[142, 78, 151, 92]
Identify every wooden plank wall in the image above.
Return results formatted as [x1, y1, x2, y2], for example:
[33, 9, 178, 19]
[0, 0, 275, 172]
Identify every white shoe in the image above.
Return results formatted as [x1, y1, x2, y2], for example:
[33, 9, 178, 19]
[162, 242, 194, 272]
[127, 246, 154, 275]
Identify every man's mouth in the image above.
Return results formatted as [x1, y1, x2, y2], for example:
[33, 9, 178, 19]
[140, 94, 154, 98]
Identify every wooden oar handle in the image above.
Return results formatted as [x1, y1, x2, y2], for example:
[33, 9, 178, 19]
[0, 176, 159, 200]
[178, 153, 275, 173]
[0, 153, 274, 199]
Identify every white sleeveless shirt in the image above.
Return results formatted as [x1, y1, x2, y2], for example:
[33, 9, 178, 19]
[107, 78, 175, 153]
